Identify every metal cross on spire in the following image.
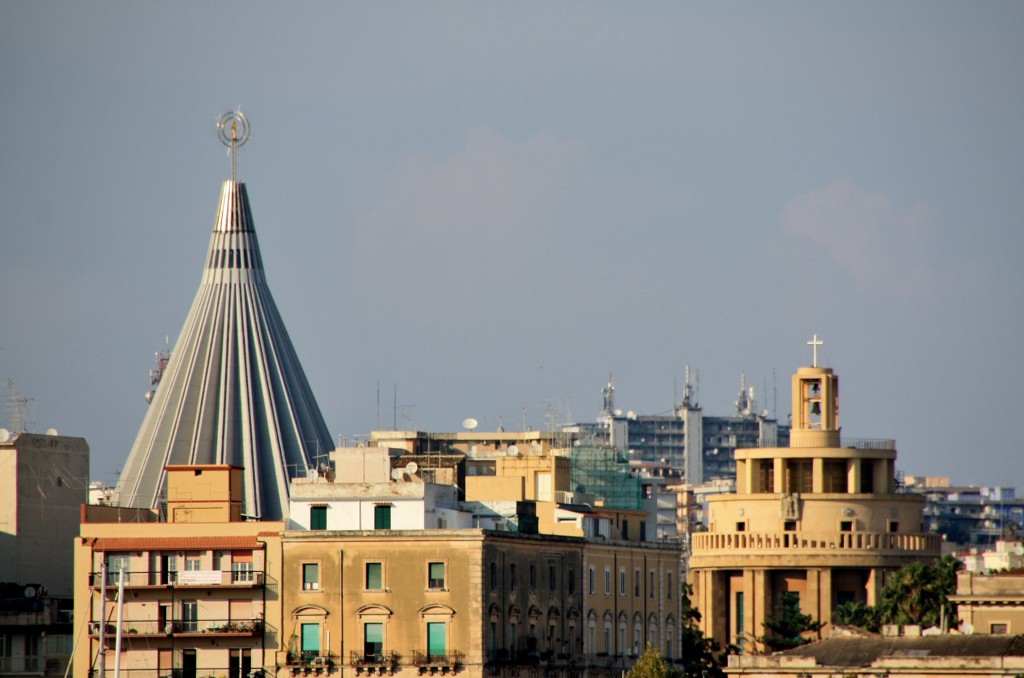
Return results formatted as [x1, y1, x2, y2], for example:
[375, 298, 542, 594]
[807, 334, 824, 367]
[217, 110, 250, 182]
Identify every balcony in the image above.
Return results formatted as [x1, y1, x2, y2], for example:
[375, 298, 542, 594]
[690, 530, 941, 559]
[411, 651, 464, 675]
[288, 653, 336, 676]
[350, 651, 401, 675]
[89, 569, 266, 589]
[88, 617, 266, 637]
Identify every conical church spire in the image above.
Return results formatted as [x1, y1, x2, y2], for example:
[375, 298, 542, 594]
[115, 113, 332, 520]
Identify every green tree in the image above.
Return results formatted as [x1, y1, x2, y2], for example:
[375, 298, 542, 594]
[758, 592, 824, 652]
[625, 644, 680, 678]
[832, 600, 881, 632]
[678, 584, 731, 677]
[878, 555, 962, 629]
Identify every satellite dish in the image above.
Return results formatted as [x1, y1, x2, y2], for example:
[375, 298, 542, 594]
[614, 409, 623, 416]
[462, 418, 479, 430]
[391, 468, 404, 481]
[507, 445, 520, 457]
[46, 428, 58, 436]
[405, 461, 419, 475]
[23, 586, 36, 598]
[145, 389, 155, 404]
[0, 428, 9, 443]
[574, 440, 581, 447]
[627, 411, 636, 419]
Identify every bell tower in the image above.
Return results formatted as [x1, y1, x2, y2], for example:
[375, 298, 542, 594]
[790, 334, 840, 448]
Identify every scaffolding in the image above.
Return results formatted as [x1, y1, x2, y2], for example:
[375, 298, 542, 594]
[567, 445, 641, 510]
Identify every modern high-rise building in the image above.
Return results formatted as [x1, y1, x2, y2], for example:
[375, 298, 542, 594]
[687, 345, 940, 651]
[565, 371, 789, 487]
[115, 113, 333, 521]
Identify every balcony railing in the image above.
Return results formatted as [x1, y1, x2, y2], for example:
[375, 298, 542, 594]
[350, 651, 401, 675]
[89, 569, 265, 588]
[691, 530, 940, 556]
[411, 650, 464, 674]
[88, 617, 265, 637]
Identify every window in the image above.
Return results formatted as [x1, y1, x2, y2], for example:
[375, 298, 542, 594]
[185, 553, 201, 571]
[231, 552, 254, 583]
[364, 623, 383, 659]
[510, 622, 518, 652]
[365, 562, 383, 590]
[588, 566, 595, 595]
[310, 505, 327, 529]
[569, 568, 576, 595]
[229, 649, 251, 678]
[303, 563, 320, 590]
[428, 562, 446, 590]
[840, 521, 853, 532]
[860, 460, 875, 493]
[549, 563, 556, 590]
[489, 622, 497, 659]
[618, 624, 626, 655]
[427, 622, 447, 659]
[604, 567, 611, 596]
[182, 600, 198, 633]
[649, 570, 655, 599]
[735, 521, 746, 532]
[510, 564, 517, 592]
[823, 460, 846, 493]
[735, 592, 746, 648]
[106, 553, 130, 585]
[991, 623, 1008, 634]
[622, 519, 629, 540]
[619, 568, 626, 596]
[603, 625, 611, 653]
[757, 461, 775, 493]
[529, 563, 536, 590]
[887, 520, 899, 533]
[640, 521, 646, 541]
[374, 504, 392, 530]
[785, 460, 812, 494]
[667, 572, 673, 600]
[784, 520, 797, 531]
[634, 568, 640, 597]
[301, 622, 320, 659]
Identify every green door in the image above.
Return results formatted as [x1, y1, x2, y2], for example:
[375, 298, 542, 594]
[427, 622, 446, 659]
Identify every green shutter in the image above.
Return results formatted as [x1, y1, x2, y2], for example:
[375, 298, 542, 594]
[310, 506, 327, 529]
[365, 623, 383, 643]
[374, 505, 391, 529]
[301, 623, 320, 652]
[427, 622, 446, 657]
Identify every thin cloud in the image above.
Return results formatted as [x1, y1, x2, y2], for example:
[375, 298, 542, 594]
[782, 179, 933, 294]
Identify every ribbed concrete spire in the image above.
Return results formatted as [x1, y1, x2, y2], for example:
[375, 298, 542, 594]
[115, 180, 332, 520]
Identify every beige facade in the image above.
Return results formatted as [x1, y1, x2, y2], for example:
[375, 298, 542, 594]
[279, 529, 586, 677]
[1, 432, 89, 597]
[689, 362, 941, 650]
[952, 570, 1024, 635]
[73, 466, 285, 678]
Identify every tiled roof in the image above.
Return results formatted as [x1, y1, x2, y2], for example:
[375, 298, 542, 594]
[91, 536, 262, 552]
[781, 634, 1024, 665]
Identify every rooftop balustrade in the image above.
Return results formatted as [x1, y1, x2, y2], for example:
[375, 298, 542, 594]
[691, 530, 940, 557]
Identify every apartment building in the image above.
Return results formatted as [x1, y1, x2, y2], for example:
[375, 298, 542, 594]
[74, 466, 285, 678]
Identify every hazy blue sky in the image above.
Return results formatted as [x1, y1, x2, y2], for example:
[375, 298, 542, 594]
[2, 2, 1022, 491]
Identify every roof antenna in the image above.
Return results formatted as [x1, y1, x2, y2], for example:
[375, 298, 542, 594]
[217, 110, 250, 182]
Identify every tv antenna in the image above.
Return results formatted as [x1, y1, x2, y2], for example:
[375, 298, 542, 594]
[217, 110, 250, 182]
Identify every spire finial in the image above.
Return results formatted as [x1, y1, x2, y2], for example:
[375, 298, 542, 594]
[217, 110, 250, 182]
[806, 333, 824, 367]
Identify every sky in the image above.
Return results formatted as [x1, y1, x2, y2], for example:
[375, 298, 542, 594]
[1, 2, 1022, 491]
